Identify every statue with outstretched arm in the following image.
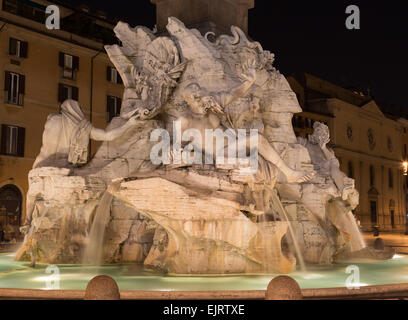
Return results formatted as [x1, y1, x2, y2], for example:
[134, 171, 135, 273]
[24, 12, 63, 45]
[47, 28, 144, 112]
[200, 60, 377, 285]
[22, 100, 139, 235]
[33, 100, 139, 169]
[178, 60, 315, 183]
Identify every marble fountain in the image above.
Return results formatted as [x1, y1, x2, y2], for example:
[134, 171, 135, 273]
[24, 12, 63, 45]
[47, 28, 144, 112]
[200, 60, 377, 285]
[0, 17, 401, 298]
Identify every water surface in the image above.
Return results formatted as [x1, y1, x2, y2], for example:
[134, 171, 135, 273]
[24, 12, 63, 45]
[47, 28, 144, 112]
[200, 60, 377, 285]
[1, 253, 407, 291]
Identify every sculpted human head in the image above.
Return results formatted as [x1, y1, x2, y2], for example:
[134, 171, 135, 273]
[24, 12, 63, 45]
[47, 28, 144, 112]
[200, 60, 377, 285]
[309, 122, 330, 146]
[181, 83, 213, 115]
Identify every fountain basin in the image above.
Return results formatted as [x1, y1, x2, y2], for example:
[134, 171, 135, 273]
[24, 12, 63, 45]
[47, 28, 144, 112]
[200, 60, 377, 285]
[1, 252, 408, 294]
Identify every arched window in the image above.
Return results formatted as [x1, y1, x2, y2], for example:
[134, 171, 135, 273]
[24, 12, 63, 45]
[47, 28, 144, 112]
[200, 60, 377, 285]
[0, 184, 22, 241]
[388, 168, 394, 188]
[370, 165, 375, 186]
[348, 161, 354, 179]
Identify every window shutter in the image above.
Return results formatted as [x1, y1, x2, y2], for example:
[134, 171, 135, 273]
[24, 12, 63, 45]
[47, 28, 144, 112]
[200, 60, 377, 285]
[9, 38, 17, 56]
[4, 71, 11, 91]
[20, 41, 28, 58]
[58, 84, 64, 102]
[72, 86, 79, 101]
[106, 95, 111, 112]
[0, 125, 7, 155]
[19, 74, 25, 94]
[17, 127, 25, 157]
[73, 56, 79, 70]
[107, 66, 112, 82]
[59, 52, 64, 67]
[107, 96, 114, 122]
[18, 74, 25, 105]
[117, 98, 122, 115]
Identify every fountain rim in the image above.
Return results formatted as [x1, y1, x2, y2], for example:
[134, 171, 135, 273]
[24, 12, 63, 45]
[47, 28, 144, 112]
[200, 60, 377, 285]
[1, 283, 408, 300]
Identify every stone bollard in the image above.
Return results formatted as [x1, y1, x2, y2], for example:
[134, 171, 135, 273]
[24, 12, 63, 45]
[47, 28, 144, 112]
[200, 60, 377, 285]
[265, 276, 303, 300]
[374, 238, 385, 250]
[84, 275, 120, 300]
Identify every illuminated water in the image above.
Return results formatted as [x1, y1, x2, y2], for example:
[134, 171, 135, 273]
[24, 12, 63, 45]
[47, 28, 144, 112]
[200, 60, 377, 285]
[1, 253, 408, 291]
[83, 183, 119, 265]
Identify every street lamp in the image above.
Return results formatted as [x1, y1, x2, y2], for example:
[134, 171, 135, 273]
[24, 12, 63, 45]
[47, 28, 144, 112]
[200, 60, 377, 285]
[403, 161, 408, 176]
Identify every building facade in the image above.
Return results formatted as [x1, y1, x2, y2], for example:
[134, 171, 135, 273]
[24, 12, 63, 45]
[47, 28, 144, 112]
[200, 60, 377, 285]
[288, 73, 407, 232]
[0, 0, 124, 240]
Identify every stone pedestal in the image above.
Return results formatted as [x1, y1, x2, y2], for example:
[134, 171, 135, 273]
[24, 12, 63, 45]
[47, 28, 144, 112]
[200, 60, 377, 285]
[151, 0, 254, 36]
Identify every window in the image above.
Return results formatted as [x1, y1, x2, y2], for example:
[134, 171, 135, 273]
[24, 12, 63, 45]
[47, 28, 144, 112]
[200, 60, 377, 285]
[0, 185, 22, 233]
[2, 0, 18, 13]
[348, 161, 354, 179]
[59, 53, 79, 80]
[370, 165, 375, 186]
[4, 71, 25, 106]
[390, 210, 395, 228]
[0, 124, 25, 157]
[9, 38, 28, 58]
[3, 0, 46, 24]
[292, 115, 304, 129]
[298, 116, 304, 128]
[107, 66, 122, 84]
[390, 200, 396, 228]
[58, 84, 79, 102]
[306, 118, 313, 129]
[370, 201, 377, 224]
[107, 96, 122, 122]
[389, 168, 394, 188]
[64, 55, 73, 78]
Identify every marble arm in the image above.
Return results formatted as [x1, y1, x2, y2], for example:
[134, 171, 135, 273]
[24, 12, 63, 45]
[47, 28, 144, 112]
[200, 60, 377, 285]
[321, 145, 336, 161]
[90, 118, 136, 142]
[318, 144, 346, 190]
[222, 78, 255, 107]
[330, 163, 346, 192]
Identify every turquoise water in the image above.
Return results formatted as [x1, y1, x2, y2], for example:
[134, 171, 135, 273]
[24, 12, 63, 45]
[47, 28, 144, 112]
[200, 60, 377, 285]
[1, 252, 408, 291]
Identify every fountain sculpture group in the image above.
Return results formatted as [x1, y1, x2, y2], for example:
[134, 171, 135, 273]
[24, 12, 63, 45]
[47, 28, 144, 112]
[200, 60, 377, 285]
[16, 18, 370, 274]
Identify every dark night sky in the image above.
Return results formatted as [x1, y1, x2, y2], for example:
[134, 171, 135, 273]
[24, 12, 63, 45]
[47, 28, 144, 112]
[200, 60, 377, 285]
[61, 0, 408, 113]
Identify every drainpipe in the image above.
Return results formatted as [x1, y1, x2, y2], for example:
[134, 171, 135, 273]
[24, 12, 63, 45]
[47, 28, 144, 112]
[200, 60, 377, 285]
[89, 50, 102, 156]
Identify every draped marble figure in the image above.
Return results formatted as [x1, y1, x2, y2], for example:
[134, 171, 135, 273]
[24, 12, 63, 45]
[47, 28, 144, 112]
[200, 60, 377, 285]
[22, 100, 138, 235]
[33, 100, 139, 169]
